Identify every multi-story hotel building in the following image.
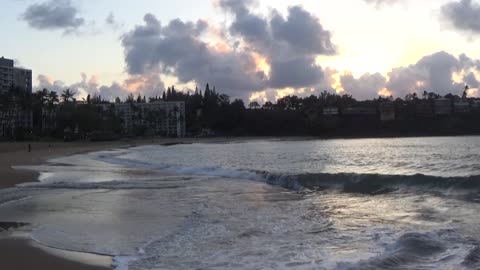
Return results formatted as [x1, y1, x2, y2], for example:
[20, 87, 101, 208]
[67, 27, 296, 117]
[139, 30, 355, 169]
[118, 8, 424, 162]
[0, 57, 32, 93]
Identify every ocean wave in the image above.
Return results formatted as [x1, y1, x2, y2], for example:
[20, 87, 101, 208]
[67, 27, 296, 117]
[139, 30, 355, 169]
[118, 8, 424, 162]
[337, 232, 448, 270]
[463, 246, 480, 267]
[143, 164, 480, 195]
[265, 172, 480, 194]
[96, 153, 480, 195]
[17, 178, 189, 190]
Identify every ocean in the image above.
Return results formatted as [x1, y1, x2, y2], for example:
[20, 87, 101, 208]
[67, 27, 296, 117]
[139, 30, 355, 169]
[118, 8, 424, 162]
[1, 137, 480, 269]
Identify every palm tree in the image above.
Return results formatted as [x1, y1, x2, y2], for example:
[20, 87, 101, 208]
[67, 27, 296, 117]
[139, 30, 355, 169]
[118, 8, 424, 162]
[61, 89, 76, 103]
[47, 91, 59, 110]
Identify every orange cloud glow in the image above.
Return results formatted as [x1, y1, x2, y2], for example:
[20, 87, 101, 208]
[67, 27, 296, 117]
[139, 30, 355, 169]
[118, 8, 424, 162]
[378, 87, 393, 97]
[253, 53, 271, 75]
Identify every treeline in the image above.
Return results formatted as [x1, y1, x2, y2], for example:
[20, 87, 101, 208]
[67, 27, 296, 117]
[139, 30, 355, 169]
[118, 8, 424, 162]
[0, 86, 122, 139]
[1, 83, 480, 140]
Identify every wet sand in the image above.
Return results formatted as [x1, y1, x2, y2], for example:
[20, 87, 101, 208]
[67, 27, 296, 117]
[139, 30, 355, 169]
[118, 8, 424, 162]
[0, 137, 296, 270]
[0, 139, 185, 270]
[0, 236, 111, 270]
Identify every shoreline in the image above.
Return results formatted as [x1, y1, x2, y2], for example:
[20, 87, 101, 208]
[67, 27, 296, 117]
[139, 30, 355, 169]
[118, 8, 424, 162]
[0, 138, 194, 270]
[0, 234, 112, 270]
[0, 137, 251, 189]
[1, 135, 477, 270]
[0, 136, 306, 270]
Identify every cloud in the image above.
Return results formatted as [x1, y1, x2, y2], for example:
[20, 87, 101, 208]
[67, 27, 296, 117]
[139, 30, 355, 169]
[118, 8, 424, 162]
[270, 6, 336, 55]
[36, 74, 67, 93]
[225, 2, 337, 90]
[35, 73, 165, 101]
[120, 1, 338, 100]
[105, 12, 123, 30]
[340, 72, 387, 100]
[340, 51, 480, 99]
[269, 56, 324, 89]
[442, 0, 480, 34]
[386, 51, 462, 97]
[122, 14, 266, 99]
[21, 0, 85, 34]
[363, 0, 401, 7]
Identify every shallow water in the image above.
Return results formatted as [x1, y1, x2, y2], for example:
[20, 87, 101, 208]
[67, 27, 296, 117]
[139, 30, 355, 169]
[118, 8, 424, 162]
[1, 137, 480, 269]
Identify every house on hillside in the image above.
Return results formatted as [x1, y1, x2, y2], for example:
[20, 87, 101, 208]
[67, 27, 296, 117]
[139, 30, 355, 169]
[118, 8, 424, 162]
[472, 100, 480, 112]
[434, 98, 452, 116]
[415, 101, 434, 118]
[342, 107, 376, 116]
[453, 101, 470, 114]
[322, 107, 339, 116]
[379, 102, 395, 121]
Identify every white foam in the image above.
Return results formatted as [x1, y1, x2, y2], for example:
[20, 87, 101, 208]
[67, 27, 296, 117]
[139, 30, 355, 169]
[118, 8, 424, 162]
[113, 256, 139, 270]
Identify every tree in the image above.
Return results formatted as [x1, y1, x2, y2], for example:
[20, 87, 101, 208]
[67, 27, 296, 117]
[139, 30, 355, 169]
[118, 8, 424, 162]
[61, 89, 76, 103]
[248, 101, 260, 109]
[262, 101, 274, 110]
[463, 85, 469, 99]
[47, 91, 59, 110]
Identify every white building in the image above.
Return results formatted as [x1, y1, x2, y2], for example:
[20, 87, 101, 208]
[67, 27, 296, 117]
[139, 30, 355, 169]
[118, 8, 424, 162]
[98, 101, 186, 137]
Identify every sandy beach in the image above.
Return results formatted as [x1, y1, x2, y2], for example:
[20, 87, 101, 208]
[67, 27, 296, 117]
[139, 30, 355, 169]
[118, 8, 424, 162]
[0, 138, 198, 270]
[0, 140, 148, 270]
[0, 137, 284, 270]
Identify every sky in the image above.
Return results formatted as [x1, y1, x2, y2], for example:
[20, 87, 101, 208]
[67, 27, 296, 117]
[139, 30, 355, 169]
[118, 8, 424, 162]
[2, 0, 480, 102]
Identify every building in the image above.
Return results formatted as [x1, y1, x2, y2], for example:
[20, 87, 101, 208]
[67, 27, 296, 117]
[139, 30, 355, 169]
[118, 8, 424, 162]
[453, 101, 470, 114]
[415, 102, 434, 118]
[322, 107, 339, 116]
[41, 108, 57, 133]
[0, 56, 32, 93]
[0, 110, 33, 137]
[472, 100, 480, 112]
[99, 101, 186, 137]
[434, 98, 452, 116]
[379, 102, 395, 121]
[0, 57, 33, 137]
[342, 106, 376, 116]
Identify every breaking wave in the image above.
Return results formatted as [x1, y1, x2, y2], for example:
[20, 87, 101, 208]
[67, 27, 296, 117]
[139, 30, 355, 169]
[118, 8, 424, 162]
[337, 232, 449, 270]
[97, 153, 480, 195]
[264, 172, 480, 195]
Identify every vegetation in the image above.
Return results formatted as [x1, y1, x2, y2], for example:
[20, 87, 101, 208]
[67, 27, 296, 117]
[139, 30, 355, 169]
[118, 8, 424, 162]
[1, 83, 480, 141]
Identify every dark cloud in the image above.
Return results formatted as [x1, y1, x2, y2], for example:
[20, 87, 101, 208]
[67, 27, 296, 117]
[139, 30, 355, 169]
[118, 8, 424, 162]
[218, 0, 253, 17]
[270, 6, 336, 55]
[442, 0, 480, 34]
[269, 56, 324, 89]
[121, 2, 337, 99]
[21, 0, 85, 34]
[122, 13, 266, 98]
[218, 1, 336, 90]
